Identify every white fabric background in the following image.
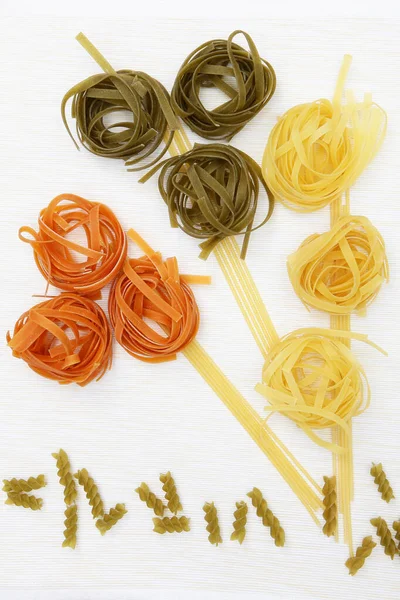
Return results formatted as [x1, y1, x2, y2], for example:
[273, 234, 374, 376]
[0, 17, 399, 600]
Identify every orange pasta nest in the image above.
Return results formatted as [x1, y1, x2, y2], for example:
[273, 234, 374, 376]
[287, 216, 389, 315]
[19, 194, 127, 295]
[7, 293, 112, 386]
[255, 328, 385, 453]
[108, 229, 206, 362]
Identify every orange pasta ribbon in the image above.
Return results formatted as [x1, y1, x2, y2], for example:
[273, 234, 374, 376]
[19, 194, 127, 296]
[7, 293, 112, 386]
[109, 229, 201, 362]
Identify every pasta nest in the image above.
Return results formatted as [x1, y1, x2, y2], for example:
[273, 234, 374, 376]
[171, 30, 276, 141]
[256, 329, 372, 451]
[262, 56, 386, 212]
[287, 216, 388, 315]
[62, 66, 179, 171]
[108, 252, 200, 362]
[19, 194, 127, 296]
[145, 143, 273, 259]
[7, 293, 112, 386]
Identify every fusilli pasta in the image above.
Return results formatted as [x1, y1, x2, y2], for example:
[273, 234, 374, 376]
[2, 475, 46, 493]
[153, 516, 190, 534]
[230, 501, 248, 544]
[159, 472, 183, 514]
[5, 492, 42, 510]
[370, 517, 397, 559]
[370, 463, 395, 503]
[62, 504, 78, 549]
[203, 502, 222, 546]
[322, 476, 337, 537]
[247, 487, 285, 547]
[96, 503, 127, 535]
[52, 449, 77, 505]
[74, 469, 104, 518]
[135, 482, 165, 516]
[345, 536, 376, 575]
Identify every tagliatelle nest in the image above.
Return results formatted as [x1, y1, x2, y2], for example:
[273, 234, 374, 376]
[287, 216, 389, 315]
[7, 293, 112, 386]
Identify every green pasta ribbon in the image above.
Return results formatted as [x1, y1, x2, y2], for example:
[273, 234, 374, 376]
[171, 30, 276, 141]
[61, 33, 180, 171]
[141, 143, 274, 259]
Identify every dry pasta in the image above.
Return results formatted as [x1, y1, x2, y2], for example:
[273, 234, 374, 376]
[135, 482, 166, 517]
[62, 33, 180, 171]
[2, 475, 46, 493]
[159, 472, 183, 514]
[153, 516, 190, 534]
[230, 501, 248, 544]
[263, 55, 386, 212]
[18, 193, 127, 296]
[74, 469, 105, 518]
[370, 463, 395, 503]
[203, 502, 222, 546]
[247, 487, 285, 547]
[345, 536, 376, 576]
[370, 517, 397, 560]
[140, 143, 273, 260]
[95, 503, 127, 535]
[7, 293, 112, 386]
[171, 30, 276, 141]
[62, 505, 78, 549]
[322, 476, 337, 537]
[52, 449, 78, 549]
[5, 492, 42, 511]
[287, 216, 389, 315]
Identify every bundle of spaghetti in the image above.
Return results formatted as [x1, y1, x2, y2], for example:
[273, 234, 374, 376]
[262, 55, 387, 212]
[140, 142, 274, 260]
[287, 216, 389, 315]
[62, 33, 180, 171]
[7, 293, 112, 386]
[111, 229, 323, 523]
[19, 194, 127, 296]
[171, 30, 276, 141]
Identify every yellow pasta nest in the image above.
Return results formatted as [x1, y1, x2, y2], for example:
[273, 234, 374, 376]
[256, 328, 375, 452]
[262, 55, 387, 212]
[288, 216, 388, 315]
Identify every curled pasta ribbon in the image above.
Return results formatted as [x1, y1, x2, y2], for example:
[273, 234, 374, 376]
[171, 30, 276, 141]
[108, 229, 201, 362]
[7, 293, 112, 386]
[255, 328, 385, 453]
[141, 143, 274, 259]
[288, 216, 389, 315]
[263, 55, 387, 212]
[19, 194, 127, 296]
[62, 33, 180, 171]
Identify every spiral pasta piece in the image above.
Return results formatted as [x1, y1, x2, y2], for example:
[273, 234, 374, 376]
[135, 482, 166, 517]
[62, 33, 180, 171]
[159, 472, 183, 514]
[392, 520, 400, 545]
[255, 328, 385, 453]
[18, 194, 127, 296]
[74, 469, 105, 518]
[7, 293, 112, 386]
[153, 516, 191, 534]
[370, 463, 395, 503]
[263, 55, 387, 212]
[322, 476, 337, 537]
[52, 449, 77, 506]
[247, 487, 285, 547]
[230, 501, 248, 544]
[62, 505, 78, 549]
[2, 475, 46, 493]
[203, 502, 222, 546]
[288, 216, 389, 315]
[370, 517, 397, 560]
[141, 143, 273, 260]
[95, 503, 127, 535]
[345, 536, 376, 575]
[108, 230, 200, 362]
[5, 492, 43, 510]
[171, 30, 276, 141]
